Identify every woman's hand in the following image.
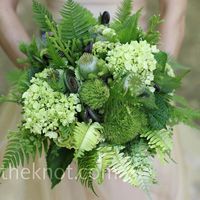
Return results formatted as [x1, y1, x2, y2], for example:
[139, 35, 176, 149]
[0, 0, 30, 68]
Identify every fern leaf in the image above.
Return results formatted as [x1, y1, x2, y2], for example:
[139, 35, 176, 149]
[0, 129, 48, 177]
[115, 0, 133, 23]
[32, 0, 54, 32]
[74, 122, 103, 158]
[117, 11, 142, 43]
[77, 149, 98, 191]
[140, 129, 173, 161]
[96, 146, 116, 184]
[60, 0, 97, 41]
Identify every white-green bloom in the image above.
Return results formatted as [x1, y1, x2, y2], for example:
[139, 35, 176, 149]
[106, 40, 159, 89]
[22, 69, 81, 138]
[93, 41, 117, 56]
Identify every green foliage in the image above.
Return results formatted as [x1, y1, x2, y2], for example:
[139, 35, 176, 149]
[116, 11, 142, 43]
[32, 0, 54, 32]
[46, 36, 66, 69]
[154, 51, 168, 72]
[0, 70, 30, 104]
[77, 149, 98, 191]
[19, 38, 45, 69]
[55, 124, 76, 149]
[104, 105, 148, 144]
[73, 122, 103, 158]
[110, 143, 155, 193]
[0, 128, 48, 177]
[125, 140, 156, 193]
[60, 0, 97, 41]
[148, 94, 170, 130]
[144, 15, 162, 45]
[114, 0, 133, 23]
[46, 142, 74, 188]
[140, 130, 173, 161]
[80, 79, 110, 109]
[170, 96, 200, 127]
[95, 145, 116, 184]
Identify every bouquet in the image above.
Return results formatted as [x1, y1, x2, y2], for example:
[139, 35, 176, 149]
[0, 0, 199, 196]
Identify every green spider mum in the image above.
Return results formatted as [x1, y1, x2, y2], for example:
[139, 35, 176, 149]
[79, 79, 110, 110]
[103, 105, 148, 144]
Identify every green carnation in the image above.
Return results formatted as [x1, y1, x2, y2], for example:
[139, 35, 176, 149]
[79, 79, 110, 109]
[103, 105, 148, 144]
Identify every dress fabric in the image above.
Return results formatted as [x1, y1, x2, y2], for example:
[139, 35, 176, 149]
[0, 0, 195, 199]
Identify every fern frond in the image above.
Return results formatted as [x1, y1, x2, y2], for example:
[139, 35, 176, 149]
[109, 141, 155, 193]
[144, 15, 162, 45]
[0, 128, 48, 176]
[96, 145, 116, 184]
[114, 0, 133, 23]
[0, 70, 30, 104]
[110, 146, 138, 185]
[77, 149, 98, 191]
[74, 122, 103, 158]
[140, 129, 173, 161]
[116, 11, 142, 43]
[32, 0, 54, 32]
[60, 0, 97, 41]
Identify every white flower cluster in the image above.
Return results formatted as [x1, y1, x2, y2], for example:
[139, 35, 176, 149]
[22, 69, 81, 139]
[106, 40, 159, 89]
[93, 41, 117, 56]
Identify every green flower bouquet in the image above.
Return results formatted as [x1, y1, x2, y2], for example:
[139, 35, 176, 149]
[0, 0, 199, 197]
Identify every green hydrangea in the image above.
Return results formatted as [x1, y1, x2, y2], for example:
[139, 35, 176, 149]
[91, 25, 117, 41]
[103, 105, 148, 144]
[79, 79, 110, 109]
[106, 40, 159, 91]
[93, 41, 117, 58]
[22, 69, 81, 138]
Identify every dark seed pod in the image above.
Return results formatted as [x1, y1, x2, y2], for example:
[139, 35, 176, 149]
[42, 54, 50, 66]
[87, 107, 102, 123]
[64, 70, 79, 93]
[153, 83, 161, 92]
[84, 41, 93, 53]
[101, 11, 110, 25]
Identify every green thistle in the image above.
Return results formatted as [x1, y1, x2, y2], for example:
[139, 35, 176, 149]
[79, 79, 110, 110]
[103, 105, 148, 144]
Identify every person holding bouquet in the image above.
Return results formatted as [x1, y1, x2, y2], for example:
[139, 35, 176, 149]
[0, 0, 193, 200]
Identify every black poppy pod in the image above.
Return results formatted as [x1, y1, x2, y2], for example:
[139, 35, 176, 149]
[64, 70, 79, 93]
[101, 11, 110, 25]
[84, 41, 93, 53]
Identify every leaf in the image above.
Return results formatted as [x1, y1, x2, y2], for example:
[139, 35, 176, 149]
[46, 142, 74, 188]
[117, 11, 142, 43]
[148, 94, 170, 130]
[154, 51, 168, 72]
[74, 122, 103, 158]
[77, 149, 98, 191]
[144, 15, 162, 45]
[32, 0, 54, 32]
[0, 128, 47, 177]
[140, 130, 173, 161]
[60, 0, 97, 41]
[114, 0, 133, 23]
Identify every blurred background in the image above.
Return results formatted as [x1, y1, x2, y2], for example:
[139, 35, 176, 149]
[0, 0, 199, 199]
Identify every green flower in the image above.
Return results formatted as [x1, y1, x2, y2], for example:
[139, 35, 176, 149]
[106, 40, 159, 91]
[103, 105, 148, 144]
[79, 79, 110, 110]
[22, 69, 81, 138]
